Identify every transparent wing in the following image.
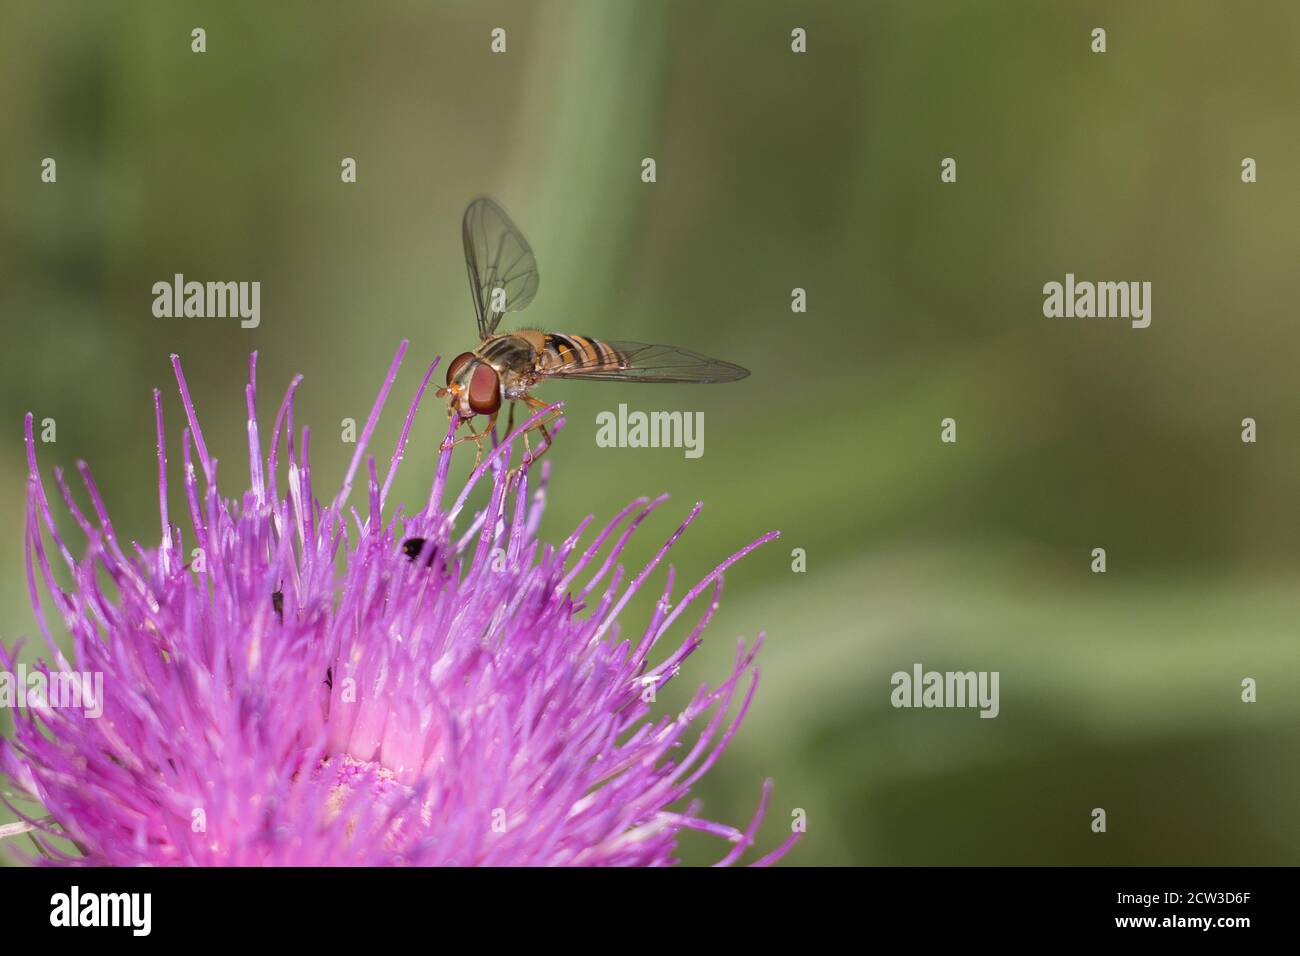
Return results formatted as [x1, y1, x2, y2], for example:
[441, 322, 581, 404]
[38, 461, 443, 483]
[462, 197, 540, 339]
[547, 341, 750, 383]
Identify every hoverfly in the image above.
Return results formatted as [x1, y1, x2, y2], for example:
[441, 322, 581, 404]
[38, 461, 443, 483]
[436, 198, 749, 464]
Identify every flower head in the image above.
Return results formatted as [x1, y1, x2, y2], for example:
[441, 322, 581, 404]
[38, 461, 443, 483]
[0, 342, 795, 866]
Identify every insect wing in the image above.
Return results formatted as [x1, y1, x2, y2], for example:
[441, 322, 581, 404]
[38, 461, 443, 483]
[546, 340, 750, 383]
[462, 198, 540, 339]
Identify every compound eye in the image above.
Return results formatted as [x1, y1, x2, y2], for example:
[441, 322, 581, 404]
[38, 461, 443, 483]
[468, 363, 501, 415]
[446, 352, 475, 386]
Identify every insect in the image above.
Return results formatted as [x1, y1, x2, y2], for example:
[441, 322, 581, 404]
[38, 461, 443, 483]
[437, 198, 750, 465]
[400, 536, 439, 567]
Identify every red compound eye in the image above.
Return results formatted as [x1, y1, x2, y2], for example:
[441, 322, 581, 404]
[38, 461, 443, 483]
[468, 363, 501, 415]
[446, 352, 474, 386]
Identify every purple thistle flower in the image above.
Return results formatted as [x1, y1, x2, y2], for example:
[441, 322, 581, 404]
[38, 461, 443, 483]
[1, 342, 797, 866]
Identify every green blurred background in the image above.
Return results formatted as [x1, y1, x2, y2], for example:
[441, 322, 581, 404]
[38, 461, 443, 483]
[2, 1, 1298, 865]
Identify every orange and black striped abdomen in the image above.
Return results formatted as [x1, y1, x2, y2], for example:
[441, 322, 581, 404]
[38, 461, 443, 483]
[539, 333, 628, 373]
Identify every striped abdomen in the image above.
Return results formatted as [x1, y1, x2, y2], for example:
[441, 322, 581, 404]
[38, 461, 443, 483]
[536, 333, 628, 374]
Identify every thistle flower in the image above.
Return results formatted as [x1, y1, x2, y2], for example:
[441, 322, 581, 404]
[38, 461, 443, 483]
[0, 342, 796, 866]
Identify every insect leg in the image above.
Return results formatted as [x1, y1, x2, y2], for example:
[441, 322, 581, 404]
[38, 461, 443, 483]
[530, 420, 555, 464]
[466, 418, 486, 468]
[519, 395, 559, 465]
[479, 411, 498, 464]
[504, 400, 517, 440]
[445, 415, 488, 468]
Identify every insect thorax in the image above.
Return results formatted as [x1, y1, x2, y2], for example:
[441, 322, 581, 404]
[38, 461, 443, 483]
[477, 333, 543, 396]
